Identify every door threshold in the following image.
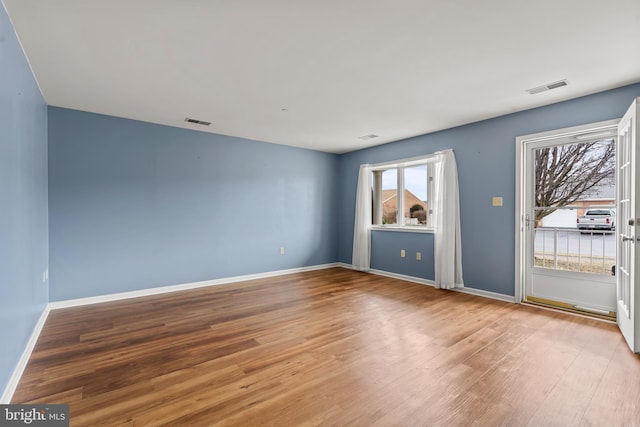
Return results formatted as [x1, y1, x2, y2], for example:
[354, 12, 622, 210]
[524, 296, 616, 322]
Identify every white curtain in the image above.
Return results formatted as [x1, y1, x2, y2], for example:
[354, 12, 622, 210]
[433, 149, 464, 289]
[352, 164, 372, 271]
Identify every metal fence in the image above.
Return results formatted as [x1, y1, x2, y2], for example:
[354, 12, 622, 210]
[534, 227, 615, 275]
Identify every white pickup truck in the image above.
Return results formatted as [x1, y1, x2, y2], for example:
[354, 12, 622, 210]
[576, 208, 616, 231]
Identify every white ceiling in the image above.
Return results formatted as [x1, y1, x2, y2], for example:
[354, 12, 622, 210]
[4, 0, 640, 154]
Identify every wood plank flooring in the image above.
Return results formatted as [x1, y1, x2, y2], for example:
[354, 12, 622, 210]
[12, 267, 640, 426]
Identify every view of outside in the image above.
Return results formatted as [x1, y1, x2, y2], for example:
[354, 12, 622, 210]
[381, 169, 397, 224]
[535, 230, 615, 274]
[381, 165, 428, 225]
[534, 138, 616, 275]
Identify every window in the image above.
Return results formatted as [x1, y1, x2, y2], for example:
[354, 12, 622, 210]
[371, 155, 434, 230]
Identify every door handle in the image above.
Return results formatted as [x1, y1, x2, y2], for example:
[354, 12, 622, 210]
[629, 218, 635, 226]
[621, 234, 636, 242]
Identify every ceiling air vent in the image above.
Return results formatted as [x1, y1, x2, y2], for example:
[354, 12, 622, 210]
[358, 134, 379, 140]
[184, 117, 211, 126]
[526, 79, 568, 95]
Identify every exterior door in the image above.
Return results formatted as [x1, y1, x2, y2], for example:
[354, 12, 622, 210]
[523, 133, 617, 315]
[616, 98, 639, 352]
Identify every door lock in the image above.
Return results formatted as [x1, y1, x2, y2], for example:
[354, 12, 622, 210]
[629, 218, 635, 226]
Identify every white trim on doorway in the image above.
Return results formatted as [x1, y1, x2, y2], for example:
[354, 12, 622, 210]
[514, 119, 620, 303]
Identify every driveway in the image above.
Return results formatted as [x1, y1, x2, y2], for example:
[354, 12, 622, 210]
[534, 228, 615, 257]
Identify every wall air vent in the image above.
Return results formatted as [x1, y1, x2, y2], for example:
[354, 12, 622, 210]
[526, 79, 568, 95]
[184, 117, 211, 126]
[358, 134, 379, 140]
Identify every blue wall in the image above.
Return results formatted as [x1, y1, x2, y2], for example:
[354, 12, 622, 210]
[338, 83, 640, 296]
[370, 231, 435, 280]
[0, 5, 49, 396]
[48, 108, 339, 301]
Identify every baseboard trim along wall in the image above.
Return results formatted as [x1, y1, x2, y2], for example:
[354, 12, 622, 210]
[453, 285, 516, 304]
[1, 306, 51, 404]
[369, 268, 437, 287]
[336, 263, 516, 304]
[49, 263, 341, 310]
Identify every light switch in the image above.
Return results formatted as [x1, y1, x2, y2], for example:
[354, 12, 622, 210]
[492, 197, 503, 207]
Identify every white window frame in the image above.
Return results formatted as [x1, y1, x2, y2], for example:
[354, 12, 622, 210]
[370, 154, 436, 233]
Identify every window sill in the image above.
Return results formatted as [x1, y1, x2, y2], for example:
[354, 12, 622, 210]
[370, 225, 435, 234]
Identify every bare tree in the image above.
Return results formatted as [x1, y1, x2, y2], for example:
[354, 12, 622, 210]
[535, 139, 615, 224]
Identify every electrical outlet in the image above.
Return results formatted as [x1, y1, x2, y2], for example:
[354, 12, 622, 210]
[492, 196, 503, 207]
[400, 249, 406, 258]
[416, 252, 422, 261]
[280, 247, 285, 255]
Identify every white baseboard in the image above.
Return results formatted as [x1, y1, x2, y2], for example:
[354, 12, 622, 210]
[49, 261, 514, 310]
[369, 268, 437, 287]
[1, 305, 50, 404]
[453, 286, 516, 303]
[366, 267, 515, 303]
[335, 262, 354, 270]
[49, 263, 340, 310]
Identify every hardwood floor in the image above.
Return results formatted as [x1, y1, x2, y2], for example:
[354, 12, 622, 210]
[12, 267, 640, 426]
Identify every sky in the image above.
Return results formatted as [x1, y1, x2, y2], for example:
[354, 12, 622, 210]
[381, 165, 427, 201]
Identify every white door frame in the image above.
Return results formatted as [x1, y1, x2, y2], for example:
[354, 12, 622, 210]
[515, 119, 620, 303]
